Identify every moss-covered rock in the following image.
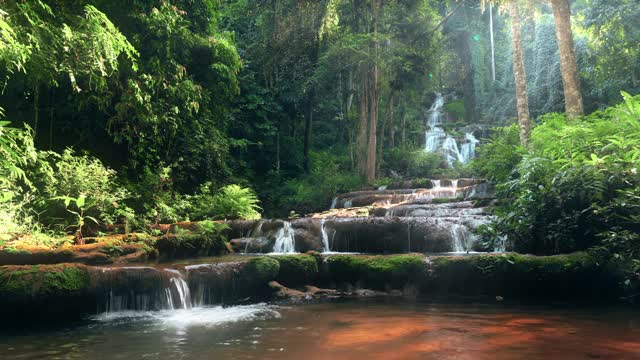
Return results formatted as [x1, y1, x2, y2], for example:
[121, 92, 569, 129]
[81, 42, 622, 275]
[326, 254, 425, 290]
[0, 264, 94, 323]
[424, 252, 620, 300]
[0, 248, 75, 265]
[271, 254, 319, 287]
[0, 264, 90, 299]
[245, 257, 280, 282]
[155, 232, 228, 259]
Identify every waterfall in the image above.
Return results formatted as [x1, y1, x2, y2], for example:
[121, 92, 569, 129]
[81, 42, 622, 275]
[165, 269, 192, 310]
[424, 93, 478, 166]
[449, 224, 467, 253]
[330, 197, 338, 209]
[321, 219, 331, 252]
[100, 267, 193, 312]
[272, 221, 296, 253]
[460, 133, 480, 163]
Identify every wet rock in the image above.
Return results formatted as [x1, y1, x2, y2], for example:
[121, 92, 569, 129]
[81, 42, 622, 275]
[230, 237, 273, 253]
[268, 281, 308, 299]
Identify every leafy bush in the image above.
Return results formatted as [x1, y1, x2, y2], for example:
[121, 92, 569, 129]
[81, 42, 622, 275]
[191, 184, 261, 220]
[28, 148, 133, 233]
[472, 124, 525, 183]
[443, 99, 466, 121]
[485, 93, 640, 261]
[269, 150, 364, 216]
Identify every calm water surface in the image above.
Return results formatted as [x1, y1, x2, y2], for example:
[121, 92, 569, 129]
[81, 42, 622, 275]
[1, 301, 639, 360]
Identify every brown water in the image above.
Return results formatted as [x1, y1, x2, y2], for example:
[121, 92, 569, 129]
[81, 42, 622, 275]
[1, 301, 639, 360]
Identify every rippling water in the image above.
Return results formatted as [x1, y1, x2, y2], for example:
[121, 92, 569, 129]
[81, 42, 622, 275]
[2, 301, 639, 359]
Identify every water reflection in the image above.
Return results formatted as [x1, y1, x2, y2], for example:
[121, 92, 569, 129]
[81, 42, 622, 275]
[1, 301, 639, 360]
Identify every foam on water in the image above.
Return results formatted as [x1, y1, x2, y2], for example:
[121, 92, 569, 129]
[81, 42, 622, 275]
[91, 303, 281, 328]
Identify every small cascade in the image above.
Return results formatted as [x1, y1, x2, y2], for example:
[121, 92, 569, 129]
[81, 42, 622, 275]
[98, 267, 193, 312]
[272, 221, 296, 253]
[321, 219, 331, 252]
[460, 133, 480, 163]
[449, 224, 468, 253]
[165, 269, 192, 310]
[330, 197, 338, 209]
[424, 93, 479, 166]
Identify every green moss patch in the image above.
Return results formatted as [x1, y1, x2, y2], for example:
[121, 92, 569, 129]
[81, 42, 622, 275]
[155, 232, 228, 259]
[245, 257, 280, 282]
[326, 254, 425, 290]
[425, 252, 619, 300]
[0, 264, 90, 300]
[271, 254, 319, 287]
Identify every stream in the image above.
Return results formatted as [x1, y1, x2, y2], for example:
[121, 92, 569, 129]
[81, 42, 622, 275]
[2, 301, 639, 359]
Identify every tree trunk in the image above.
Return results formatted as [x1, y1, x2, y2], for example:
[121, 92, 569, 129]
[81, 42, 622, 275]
[33, 86, 40, 139]
[550, 0, 584, 118]
[357, 65, 369, 177]
[508, 1, 531, 147]
[366, 0, 381, 183]
[489, 3, 496, 82]
[389, 94, 395, 148]
[460, 3, 477, 124]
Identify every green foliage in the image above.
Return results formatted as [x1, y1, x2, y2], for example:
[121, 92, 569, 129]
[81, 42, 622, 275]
[443, 99, 466, 120]
[265, 150, 364, 216]
[472, 124, 525, 183]
[484, 94, 640, 271]
[382, 146, 473, 179]
[29, 148, 132, 232]
[191, 184, 261, 221]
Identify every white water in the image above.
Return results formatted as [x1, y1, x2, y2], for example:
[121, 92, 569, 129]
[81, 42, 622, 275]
[424, 93, 479, 166]
[165, 269, 192, 310]
[320, 219, 331, 252]
[92, 303, 281, 328]
[449, 224, 468, 253]
[102, 267, 193, 312]
[272, 221, 296, 254]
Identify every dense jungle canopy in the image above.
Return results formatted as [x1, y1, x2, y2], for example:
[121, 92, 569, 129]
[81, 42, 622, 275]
[0, 0, 639, 290]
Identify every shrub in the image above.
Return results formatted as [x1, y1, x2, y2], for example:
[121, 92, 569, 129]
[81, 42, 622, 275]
[485, 93, 640, 262]
[443, 99, 466, 121]
[28, 148, 133, 232]
[191, 183, 261, 220]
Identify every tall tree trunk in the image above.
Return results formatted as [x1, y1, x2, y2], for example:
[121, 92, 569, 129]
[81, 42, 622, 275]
[489, 3, 496, 82]
[508, 1, 531, 147]
[389, 94, 395, 148]
[366, 0, 381, 183]
[303, 101, 313, 172]
[459, 3, 477, 124]
[33, 86, 40, 139]
[357, 66, 369, 177]
[550, 0, 584, 118]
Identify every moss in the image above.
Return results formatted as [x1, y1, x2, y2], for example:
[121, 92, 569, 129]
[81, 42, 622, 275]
[271, 254, 319, 287]
[245, 257, 280, 281]
[326, 254, 425, 290]
[0, 264, 90, 300]
[155, 231, 228, 259]
[443, 99, 465, 120]
[426, 252, 618, 299]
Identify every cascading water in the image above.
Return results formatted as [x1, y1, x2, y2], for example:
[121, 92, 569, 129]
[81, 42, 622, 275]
[272, 221, 296, 253]
[321, 219, 331, 252]
[99, 267, 194, 312]
[424, 93, 479, 166]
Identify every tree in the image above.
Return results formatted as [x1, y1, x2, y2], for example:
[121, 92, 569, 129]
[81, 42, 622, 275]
[507, 1, 531, 146]
[550, 0, 584, 117]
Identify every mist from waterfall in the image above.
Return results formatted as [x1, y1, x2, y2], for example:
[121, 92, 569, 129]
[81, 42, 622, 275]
[424, 93, 479, 166]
